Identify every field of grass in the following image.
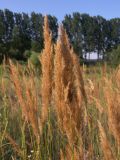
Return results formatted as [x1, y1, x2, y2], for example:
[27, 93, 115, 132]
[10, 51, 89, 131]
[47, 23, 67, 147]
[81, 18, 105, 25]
[0, 16, 120, 160]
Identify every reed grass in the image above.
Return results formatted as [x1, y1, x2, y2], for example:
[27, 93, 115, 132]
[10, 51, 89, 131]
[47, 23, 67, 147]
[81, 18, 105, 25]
[0, 16, 120, 160]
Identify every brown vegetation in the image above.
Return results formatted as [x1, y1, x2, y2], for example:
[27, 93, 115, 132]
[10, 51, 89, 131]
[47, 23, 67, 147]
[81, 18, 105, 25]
[0, 16, 120, 160]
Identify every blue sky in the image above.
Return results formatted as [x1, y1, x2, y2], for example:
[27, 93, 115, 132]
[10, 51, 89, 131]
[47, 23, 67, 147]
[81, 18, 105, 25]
[0, 0, 120, 21]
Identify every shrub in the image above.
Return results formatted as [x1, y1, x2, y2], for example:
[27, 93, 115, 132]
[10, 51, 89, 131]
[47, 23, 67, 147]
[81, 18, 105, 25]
[28, 52, 41, 75]
[29, 52, 40, 67]
[23, 50, 32, 60]
[107, 45, 120, 67]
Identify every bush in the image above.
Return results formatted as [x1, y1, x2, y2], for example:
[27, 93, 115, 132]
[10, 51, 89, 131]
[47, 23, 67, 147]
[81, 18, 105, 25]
[31, 40, 43, 52]
[29, 52, 40, 66]
[9, 48, 22, 60]
[29, 52, 41, 74]
[23, 50, 32, 60]
[107, 45, 120, 67]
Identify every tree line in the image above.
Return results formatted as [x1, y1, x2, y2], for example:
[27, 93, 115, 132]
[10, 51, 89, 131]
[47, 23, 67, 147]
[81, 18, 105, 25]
[0, 9, 120, 63]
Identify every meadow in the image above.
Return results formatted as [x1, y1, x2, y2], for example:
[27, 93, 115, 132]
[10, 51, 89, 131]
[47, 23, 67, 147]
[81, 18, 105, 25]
[0, 16, 120, 160]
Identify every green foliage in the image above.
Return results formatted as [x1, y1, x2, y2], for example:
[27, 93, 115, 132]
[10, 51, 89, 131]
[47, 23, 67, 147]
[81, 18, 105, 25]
[29, 52, 41, 69]
[23, 50, 32, 59]
[0, 9, 58, 63]
[0, 9, 120, 63]
[31, 40, 42, 52]
[47, 15, 58, 42]
[107, 45, 120, 66]
[63, 13, 120, 60]
[9, 48, 21, 60]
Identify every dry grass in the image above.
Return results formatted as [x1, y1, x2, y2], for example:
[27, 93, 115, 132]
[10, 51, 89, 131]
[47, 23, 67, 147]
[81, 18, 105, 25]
[0, 16, 120, 160]
[40, 16, 54, 125]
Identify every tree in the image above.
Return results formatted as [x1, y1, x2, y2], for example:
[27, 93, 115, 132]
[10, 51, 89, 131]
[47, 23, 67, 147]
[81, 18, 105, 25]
[10, 25, 23, 60]
[47, 15, 58, 42]
[0, 8, 120, 63]
[62, 14, 73, 42]
[93, 16, 107, 59]
[31, 12, 43, 52]
[63, 13, 83, 59]
[3, 9, 14, 59]
[110, 18, 120, 48]
[21, 13, 31, 51]
[81, 14, 95, 59]
[72, 13, 82, 58]
[4, 9, 14, 42]
[0, 10, 6, 62]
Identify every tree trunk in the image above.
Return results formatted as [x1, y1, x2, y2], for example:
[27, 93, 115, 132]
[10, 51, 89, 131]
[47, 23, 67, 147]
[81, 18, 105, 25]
[97, 50, 100, 60]
[89, 52, 90, 60]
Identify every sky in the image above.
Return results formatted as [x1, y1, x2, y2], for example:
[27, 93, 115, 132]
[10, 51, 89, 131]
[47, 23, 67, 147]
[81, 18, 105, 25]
[0, 0, 120, 21]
